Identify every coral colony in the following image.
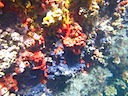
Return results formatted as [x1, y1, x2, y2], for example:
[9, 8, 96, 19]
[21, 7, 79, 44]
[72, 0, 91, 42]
[0, 0, 128, 96]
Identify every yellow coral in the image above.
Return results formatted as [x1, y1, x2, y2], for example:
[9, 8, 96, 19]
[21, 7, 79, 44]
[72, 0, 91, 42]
[61, 0, 73, 26]
[42, 8, 63, 26]
[25, 1, 31, 9]
[42, 12, 55, 26]
[62, 8, 71, 24]
[10, 0, 16, 2]
[65, 0, 71, 8]
[42, 0, 72, 26]
[89, 0, 100, 16]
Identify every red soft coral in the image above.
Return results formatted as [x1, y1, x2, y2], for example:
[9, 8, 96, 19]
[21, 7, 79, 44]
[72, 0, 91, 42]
[0, 75, 18, 92]
[62, 22, 87, 54]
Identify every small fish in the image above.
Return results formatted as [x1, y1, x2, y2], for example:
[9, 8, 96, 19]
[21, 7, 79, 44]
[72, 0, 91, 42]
[0, 2, 4, 8]
[0, 9, 2, 14]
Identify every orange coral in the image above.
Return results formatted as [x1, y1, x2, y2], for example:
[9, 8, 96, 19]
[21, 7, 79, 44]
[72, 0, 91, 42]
[0, 75, 18, 92]
[16, 50, 47, 75]
[17, 51, 46, 70]
[54, 45, 64, 54]
[32, 51, 45, 62]
[119, 0, 128, 6]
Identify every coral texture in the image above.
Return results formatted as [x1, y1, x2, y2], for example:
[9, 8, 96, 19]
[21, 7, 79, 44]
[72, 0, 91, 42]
[0, 0, 128, 95]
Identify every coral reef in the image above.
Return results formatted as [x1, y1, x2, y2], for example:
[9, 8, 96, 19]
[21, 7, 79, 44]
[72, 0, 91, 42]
[0, 0, 128, 95]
